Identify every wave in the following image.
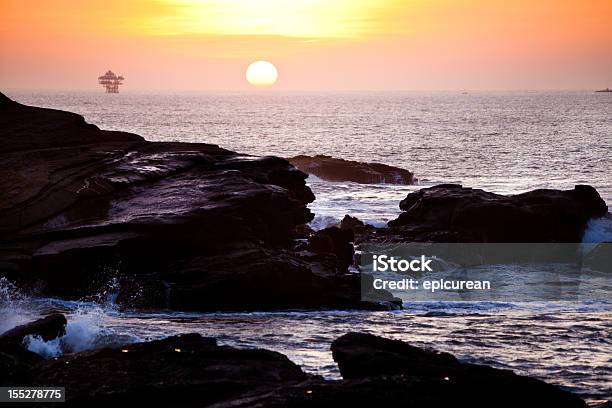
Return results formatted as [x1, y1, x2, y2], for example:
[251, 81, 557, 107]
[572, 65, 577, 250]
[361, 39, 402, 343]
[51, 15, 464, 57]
[309, 214, 340, 231]
[0, 277, 141, 358]
[23, 305, 134, 358]
[582, 215, 612, 243]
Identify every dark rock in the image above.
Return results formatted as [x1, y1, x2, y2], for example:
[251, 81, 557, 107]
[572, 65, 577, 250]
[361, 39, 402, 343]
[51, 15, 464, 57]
[2, 331, 587, 407]
[307, 227, 355, 270]
[0, 94, 397, 311]
[340, 214, 365, 232]
[381, 184, 608, 243]
[32, 334, 309, 406]
[288, 155, 416, 184]
[187, 332, 588, 407]
[0, 315, 66, 385]
[0, 342, 44, 385]
[220, 373, 586, 408]
[328, 332, 586, 408]
[115, 246, 400, 311]
[0, 313, 67, 344]
[332, 332, 459, 379]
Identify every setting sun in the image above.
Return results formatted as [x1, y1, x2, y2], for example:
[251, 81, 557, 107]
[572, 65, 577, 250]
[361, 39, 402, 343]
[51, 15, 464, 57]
[246, 61, 279, 87]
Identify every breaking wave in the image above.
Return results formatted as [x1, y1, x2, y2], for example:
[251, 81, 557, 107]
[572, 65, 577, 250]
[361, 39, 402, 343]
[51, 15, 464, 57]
[0, 277, 141, 358]
[582, 215, 612, 243]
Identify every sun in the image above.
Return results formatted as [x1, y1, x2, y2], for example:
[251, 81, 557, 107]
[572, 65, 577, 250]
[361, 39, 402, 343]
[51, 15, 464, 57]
[246, 61, 278, 87]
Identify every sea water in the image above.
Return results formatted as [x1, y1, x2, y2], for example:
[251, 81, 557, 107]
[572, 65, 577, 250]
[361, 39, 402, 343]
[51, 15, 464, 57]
[2, 91, 611, 403]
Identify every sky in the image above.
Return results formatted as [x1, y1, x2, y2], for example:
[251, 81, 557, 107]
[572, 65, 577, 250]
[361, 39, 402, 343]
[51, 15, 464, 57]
[1, 0, 611, 91]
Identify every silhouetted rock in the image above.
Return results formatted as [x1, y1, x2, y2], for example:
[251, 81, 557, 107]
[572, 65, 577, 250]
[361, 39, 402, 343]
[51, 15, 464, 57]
[33, 334, 309, 406]
[288, 155, 416, 184]
[0, 315, 66, 385]
[340, 214, 365, 232]
[0, 313, 67, 344]
[0, 342, 44, 385]
[1, 330, 586, 407]
[307, 227, 354, 270]
[116, 246, 401, 311]
[328, 332, 586, 408]
[1, 328, 587, 407]
[378, 184, 608, 243]
[0, 93, 396, 311]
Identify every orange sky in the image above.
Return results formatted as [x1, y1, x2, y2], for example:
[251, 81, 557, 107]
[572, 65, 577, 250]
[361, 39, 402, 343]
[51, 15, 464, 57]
[1, 0, 610, 91]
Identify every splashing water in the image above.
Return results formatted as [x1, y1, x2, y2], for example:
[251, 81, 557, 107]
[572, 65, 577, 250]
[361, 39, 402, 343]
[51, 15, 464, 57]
[582, 216, 612, 243]
[22, 305, 131, 357]
[1, 277, 142, 357]
[0, 277, 38, 333]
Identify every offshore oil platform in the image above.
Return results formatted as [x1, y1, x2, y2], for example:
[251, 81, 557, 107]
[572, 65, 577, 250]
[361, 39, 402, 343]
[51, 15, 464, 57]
[98, 70, 124, 93]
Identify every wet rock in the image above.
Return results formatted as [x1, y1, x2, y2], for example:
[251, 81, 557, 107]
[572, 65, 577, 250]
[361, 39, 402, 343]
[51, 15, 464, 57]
[340, 214, 365, 232]
[380, 184, 608, 243]
[0, 342, 44, 385]
[288, 155, 416, 184]
[115, 246, 401, 311]
[307, 227, 355, 270]
[224, 373, 586, 408]
[0, 315, 66, 385]
[332, 332, 459, 379]
[33, 334, 309, 406]
[0, 94, 396, 311]
[194, 333, 588, 407]
[2, 330, 587, 407]
[328, 332, 587, 408]
[0, 313, 67, 344]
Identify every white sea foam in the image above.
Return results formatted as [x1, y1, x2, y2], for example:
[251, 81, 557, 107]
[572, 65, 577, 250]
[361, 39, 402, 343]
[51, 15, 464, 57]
[24, 335, 62, 358]
[582, 216, 612, 243]
[1, 276, 140, 357]
[304, 174, 324, 183]
[309, 215, 339, 231]
[23, 305, 116, 356]
[0, 277, 38, 334]
[365, 220, 387, 228]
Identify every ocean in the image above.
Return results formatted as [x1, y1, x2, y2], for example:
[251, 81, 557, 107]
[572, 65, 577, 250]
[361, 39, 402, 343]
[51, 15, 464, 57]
[3, 91, 612, 403]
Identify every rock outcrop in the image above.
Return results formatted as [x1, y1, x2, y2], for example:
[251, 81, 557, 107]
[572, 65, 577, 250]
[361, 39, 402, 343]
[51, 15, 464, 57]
[34, 333, 309, 406]
[307, 226, 355, 270]
[340, 214, 365, 232]
[377, 184, 608, 243]
[0, 93, 397, 311]
[0, 321, 587, 407]
[0, 313, 67, 344]
[328, 332, 586, 408]
[0, 314, 67, 385]
[288, 155, 416, 184]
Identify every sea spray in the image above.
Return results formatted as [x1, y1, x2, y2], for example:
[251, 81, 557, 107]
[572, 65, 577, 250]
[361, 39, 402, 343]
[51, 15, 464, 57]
[0, 277, 38, 334]
[23, 300, 143, 357]
[582, 216, 612, 243]
[24, 335, 62, 358]
[309, 215, 339, 231]
[1, 276, 141, 357]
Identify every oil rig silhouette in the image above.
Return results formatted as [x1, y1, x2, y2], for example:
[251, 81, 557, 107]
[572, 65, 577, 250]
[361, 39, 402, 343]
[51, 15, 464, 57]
[98, 70, 124, 93]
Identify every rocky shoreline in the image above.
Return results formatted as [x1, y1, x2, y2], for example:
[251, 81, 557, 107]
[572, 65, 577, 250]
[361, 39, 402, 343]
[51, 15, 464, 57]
[1, 94, 609, 406]
[0, 93, 398, 311]
[2, 93, 607, 312]
[0, 315, 588, 407]
[331, 184, 608, 244]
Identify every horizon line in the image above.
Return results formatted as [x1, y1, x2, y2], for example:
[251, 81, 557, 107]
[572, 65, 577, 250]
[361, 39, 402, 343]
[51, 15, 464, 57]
[3, 87, 608, 94]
